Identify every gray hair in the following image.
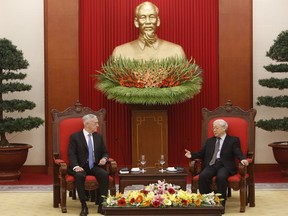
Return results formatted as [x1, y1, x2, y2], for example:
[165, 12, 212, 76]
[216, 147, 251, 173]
[213, 119, 228, 130]
[135, 1, 159, 17]
[82, 114, 97, 125]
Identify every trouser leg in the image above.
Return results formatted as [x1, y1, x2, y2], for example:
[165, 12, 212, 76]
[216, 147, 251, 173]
[199, 166, 216, 194]
[216, 166, 229, 200]
[74, 171, 87, 204]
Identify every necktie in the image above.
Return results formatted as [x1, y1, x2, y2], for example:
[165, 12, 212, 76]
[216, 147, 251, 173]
[209, 137, 220, 166]
[88, 134, 94, 169]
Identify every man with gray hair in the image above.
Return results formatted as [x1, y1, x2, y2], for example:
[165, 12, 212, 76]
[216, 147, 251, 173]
[68, 114, 109, 215]
[185, 119, 248, 213]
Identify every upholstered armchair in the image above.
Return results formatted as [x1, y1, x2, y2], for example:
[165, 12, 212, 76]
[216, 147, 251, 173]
[189, 100, 256, 212]
[51, 101, 117, 213]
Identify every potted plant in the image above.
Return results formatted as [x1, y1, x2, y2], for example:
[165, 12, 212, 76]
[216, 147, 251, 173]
[0, 38, 44, 181]
[256, 30, 288, 177]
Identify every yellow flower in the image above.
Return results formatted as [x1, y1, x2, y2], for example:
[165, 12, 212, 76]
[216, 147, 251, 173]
[115, 193, 123, 199]
[177, 189, 190, 200]
[163, 199, 172, 206]
[146, 191, 155, 200]
[142, 199, 151, 207]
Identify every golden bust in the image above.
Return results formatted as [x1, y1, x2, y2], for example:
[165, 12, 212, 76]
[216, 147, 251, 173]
[112, 1, 186, 61]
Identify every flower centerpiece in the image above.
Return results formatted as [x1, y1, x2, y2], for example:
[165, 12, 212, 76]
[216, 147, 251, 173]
[96, 57, 202, 105]
[104, 180, 222, 208]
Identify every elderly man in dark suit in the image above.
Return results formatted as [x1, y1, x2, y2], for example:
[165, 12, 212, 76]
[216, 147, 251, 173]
[185, 119, 248, 213]
[68, 114, 109, 216]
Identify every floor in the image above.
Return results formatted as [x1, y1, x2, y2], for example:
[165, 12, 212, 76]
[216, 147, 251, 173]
[1, 183, 288, 216]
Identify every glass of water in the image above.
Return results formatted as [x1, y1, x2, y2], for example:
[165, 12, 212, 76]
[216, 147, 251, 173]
[159, 154, 165, 173]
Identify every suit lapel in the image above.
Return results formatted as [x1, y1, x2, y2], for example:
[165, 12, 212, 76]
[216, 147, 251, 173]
[221, 135, 230, 151]
[79, 132, 88, 151]
[92, 133, 98, 151]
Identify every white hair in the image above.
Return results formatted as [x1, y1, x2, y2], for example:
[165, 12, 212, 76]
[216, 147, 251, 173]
[213, 119, 228, 130]
[82, 114, 97, 125]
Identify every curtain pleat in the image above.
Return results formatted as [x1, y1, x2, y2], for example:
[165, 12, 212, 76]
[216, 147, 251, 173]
[79, 0, 219, 166]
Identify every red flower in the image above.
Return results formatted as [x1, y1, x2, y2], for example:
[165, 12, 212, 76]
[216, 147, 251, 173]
[117, 198, 126, 206]
[129, 198, 135, 204]
[182, 199, 188, 206]
[152, 200, 161, 208]
[167, 187, 175, 194]
[140, 189, 148, 195]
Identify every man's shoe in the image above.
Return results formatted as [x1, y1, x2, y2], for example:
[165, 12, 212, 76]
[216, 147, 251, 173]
[97, 204, 105, 215]
[80, 205, 89, 216]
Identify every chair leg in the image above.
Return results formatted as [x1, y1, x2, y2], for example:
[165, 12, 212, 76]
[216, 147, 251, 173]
[239, 183, 247, 212]
[72, 189, 77, 200]
[53, 184, 60, 208]
[90, 190, 96, 202]
[248, 182, 255, 207]
[110, 186, 116, 196]
[60, 181, 67, 213]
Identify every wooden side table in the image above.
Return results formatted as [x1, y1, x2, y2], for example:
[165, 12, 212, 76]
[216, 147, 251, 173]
[118, 167, 188, 193]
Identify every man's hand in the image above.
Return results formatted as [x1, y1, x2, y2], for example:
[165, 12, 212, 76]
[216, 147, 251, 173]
[185, 149, 191, 159]
[74, 166, 84, 172]
[98, 157, 107, 165]
[241, 159, 249, 166]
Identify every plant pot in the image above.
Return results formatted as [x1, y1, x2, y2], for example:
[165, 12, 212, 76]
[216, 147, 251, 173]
[268, 141, 288, 178]
[0, 143, 32, 181]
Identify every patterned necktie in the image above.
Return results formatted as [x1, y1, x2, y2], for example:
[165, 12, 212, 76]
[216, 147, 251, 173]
[209, 137, 220, 166]
[88, 134, 94, 169]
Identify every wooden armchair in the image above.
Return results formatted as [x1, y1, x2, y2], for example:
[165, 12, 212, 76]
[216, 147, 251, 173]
[189, 100, 256, 212]
[51, 101, 117, 213]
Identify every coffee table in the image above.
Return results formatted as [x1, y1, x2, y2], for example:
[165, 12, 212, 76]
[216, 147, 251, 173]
[118, 167, 188, 193]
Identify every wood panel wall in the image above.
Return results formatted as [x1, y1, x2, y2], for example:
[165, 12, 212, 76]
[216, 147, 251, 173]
[44, 0, 79, 174]
[219, 0, 253, 109]
[42, 0, 252, 174]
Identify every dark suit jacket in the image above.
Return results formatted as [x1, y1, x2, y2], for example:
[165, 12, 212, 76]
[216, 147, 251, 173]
[191, 135, 245, 175]
[68, 130, 109, 174]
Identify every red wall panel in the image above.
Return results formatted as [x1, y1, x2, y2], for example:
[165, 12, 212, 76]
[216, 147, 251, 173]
[79, 0, 219, 166]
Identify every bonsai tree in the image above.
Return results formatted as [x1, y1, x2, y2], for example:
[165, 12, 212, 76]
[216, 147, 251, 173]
[256, 30, 288, 132]
[0, 38, 44, 147]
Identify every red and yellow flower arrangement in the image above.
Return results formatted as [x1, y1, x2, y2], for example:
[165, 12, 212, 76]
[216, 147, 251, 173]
[103, 180, 222, 208]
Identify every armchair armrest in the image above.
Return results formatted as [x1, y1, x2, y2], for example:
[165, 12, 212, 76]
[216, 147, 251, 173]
[104, 158, 117, 176]
[247, 151, 254, 163]
[238, 162, 247, 177]
[189, 159, 202, 176]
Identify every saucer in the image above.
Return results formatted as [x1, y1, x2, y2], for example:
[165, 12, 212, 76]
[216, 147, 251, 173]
[131, 167, 140, 172]
[166, 167, 177, 172]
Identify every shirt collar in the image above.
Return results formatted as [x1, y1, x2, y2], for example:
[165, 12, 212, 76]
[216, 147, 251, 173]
[218, 134, 226, 141]
[83, 129, 90, 137]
